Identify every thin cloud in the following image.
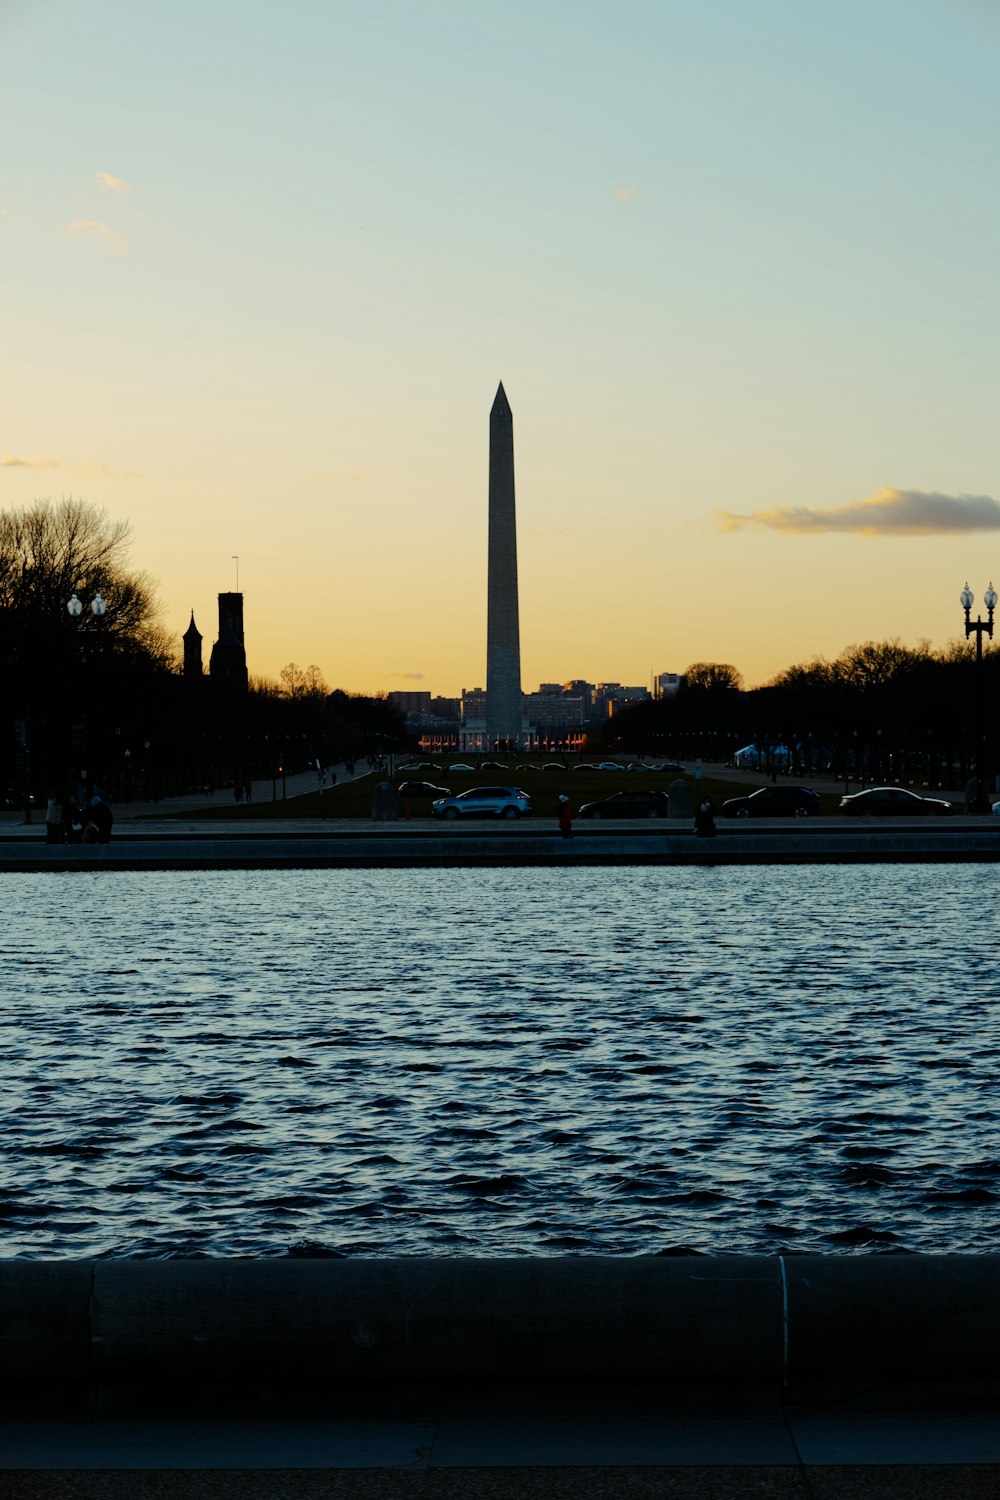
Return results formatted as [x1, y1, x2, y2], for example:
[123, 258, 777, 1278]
[76, 461, 143, 480]
[391, 672, 426, 681]
[717, 488, 1000, 537]
[2, 454, 141, 480]
[95, 171, 131, 194]
[2, 454, 60, 469]
[62, 219, 127, 254]
[312, 468, 368, 485]
[614, 185, 639, 202]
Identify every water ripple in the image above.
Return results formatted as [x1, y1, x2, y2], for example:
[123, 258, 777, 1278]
[0, 864, 997, 1258]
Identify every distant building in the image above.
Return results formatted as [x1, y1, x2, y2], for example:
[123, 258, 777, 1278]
[209, 591, 248, 692]
[413, 696, 462, 750]
[657, 672, 683, 699]
[459, 684, 586, 748]
[592, 683, 649, 718]
[564, 680, 594, 715]
[459, 686, 487, 748]
[389, 691, 460, 724]
[183, 611, 203, 679]
[389, 690, 432, 715]
[461, 687, 487, 721]
[605, 694, 650, 718]
[395, 691, 463, 749]
[523, 693, 585, 734]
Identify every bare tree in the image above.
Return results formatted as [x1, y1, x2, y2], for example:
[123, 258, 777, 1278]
[279, 662, 307, 698]
[684, 662, 744, 693]
[279, 662, 328, 699]
[0, 497, 169, 659]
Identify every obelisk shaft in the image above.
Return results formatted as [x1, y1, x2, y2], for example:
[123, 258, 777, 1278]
[486, 382, 523, 747]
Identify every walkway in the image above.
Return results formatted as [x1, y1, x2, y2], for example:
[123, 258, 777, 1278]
[3, 1419, 999, 1496]
[0, 760, 371, 827]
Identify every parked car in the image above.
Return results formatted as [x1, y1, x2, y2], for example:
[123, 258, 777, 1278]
[480, 761, 506, 771]
[840, 786, 953, 816]
[397, 781, 451, 799]
[578, 790, 670, 819]
[598, 762, 623, 771]
[447, 763, 474, 772]
[3, 789, 34, 808]
[626, 763, 649, 772]
[653, 762, 685, 773]
[572, 763, 599, 771]
[722, 786, 821, 819]
[542, 762, 567, 771]
[431, 786, 532, 820]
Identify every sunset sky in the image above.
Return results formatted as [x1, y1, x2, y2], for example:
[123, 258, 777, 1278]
[3, 0, 999, 695]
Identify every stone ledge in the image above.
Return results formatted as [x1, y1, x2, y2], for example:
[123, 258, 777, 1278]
[0, 825, 999, 868]
[2, 1256, 998, 1416]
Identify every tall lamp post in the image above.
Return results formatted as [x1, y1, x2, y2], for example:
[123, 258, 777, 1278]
[68, 593, 106, 624]
[67, 592, 107, 802]
[960, 580, 996, 812]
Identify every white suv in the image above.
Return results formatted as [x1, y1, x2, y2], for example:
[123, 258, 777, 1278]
[431, 786, 531, 820]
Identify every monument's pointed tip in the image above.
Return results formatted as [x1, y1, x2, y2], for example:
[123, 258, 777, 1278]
[491, 381, 511, 416]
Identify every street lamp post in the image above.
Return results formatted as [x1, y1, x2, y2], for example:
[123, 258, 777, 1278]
[67, 592, 108, 801]
[67, 592, 106, 623]
[960, 581, 997, 813]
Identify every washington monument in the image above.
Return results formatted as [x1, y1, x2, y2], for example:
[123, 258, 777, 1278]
[486, 382, 525, 747]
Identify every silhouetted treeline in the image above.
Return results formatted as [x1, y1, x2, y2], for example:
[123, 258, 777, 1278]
[601, 640, 999, 787]
[3, 652, 410, 808]
[163, 679, 410, 804]
[0, 500, 410, 807]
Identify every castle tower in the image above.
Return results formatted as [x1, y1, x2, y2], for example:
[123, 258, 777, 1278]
[183, 611, 203, 679]
[217, 591, 244, 647]
[485, 383, 524, 747]
[209, 591, 248, 691]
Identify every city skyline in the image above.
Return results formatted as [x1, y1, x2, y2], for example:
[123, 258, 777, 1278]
[4, 1, 1000, 696]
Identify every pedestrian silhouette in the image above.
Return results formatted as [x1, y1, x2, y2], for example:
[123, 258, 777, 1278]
[694, 797, 716, 838]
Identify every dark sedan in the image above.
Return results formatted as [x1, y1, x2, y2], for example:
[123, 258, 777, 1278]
[722, 786, 821, 819]
[397, 781, 451, 799]
[578, 790, 670, 819]
[840, 786, 953, 816]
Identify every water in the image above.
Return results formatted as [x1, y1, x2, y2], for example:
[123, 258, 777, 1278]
[1, 866, 997, 1259]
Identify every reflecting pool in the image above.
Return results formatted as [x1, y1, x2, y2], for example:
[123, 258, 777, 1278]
[2, 865, 997, 1257]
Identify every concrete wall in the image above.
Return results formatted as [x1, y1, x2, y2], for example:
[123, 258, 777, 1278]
[1, 826, 999, 870]
[2, 1256, 998, 1411]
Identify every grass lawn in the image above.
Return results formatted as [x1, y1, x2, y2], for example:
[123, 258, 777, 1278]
[174, 758, 844, 821]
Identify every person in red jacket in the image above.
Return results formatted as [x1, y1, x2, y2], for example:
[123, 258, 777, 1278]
[557, 794, 574, 840]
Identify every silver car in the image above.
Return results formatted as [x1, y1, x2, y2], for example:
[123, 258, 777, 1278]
[431, 786, 531, 821]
